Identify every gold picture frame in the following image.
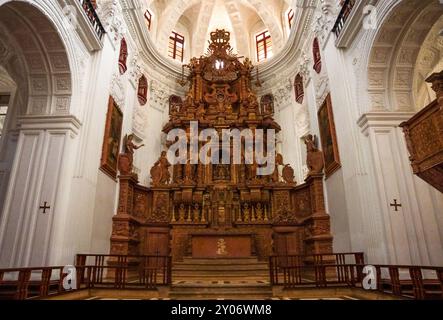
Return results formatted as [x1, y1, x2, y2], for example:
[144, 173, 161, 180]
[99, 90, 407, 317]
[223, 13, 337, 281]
[317, 93, 341, 177]
[100, 96, 123, 179]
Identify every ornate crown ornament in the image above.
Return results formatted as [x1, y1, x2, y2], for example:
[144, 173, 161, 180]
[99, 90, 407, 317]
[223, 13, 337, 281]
[210, 29, 231, 45]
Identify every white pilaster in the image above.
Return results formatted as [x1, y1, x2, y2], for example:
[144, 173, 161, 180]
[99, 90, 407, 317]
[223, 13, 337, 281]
[358, 112, 443, 265]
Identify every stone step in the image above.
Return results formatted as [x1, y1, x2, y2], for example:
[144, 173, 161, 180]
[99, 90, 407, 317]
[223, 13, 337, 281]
[170, 284, 273, 300]
[180, 257, 264, 265]
[171, 257, 271, 298]
[172, 273, 269, 280]
[169, 293, 272, 300]
[173, 264, 269, 271]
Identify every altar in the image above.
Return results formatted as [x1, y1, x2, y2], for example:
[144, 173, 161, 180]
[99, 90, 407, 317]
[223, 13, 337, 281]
[191, 233, 253, 258]
[110, 29, 333, 263]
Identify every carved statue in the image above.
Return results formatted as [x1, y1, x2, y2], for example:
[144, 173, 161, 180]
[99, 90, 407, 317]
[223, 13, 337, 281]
[305, 134, 325, 175]
[184, 91, 193, 107]
[193, 204, 200, 222]
[271, 153, 284, 183]
[246, 90, 260, 114]
[118, 134, 144, 176]
[150, 151, 171, 185]
[243, 57, 254, 73]
[282, 164, 296, 184]
[218, 205, 226, 224]
[179, 204, 186, 222]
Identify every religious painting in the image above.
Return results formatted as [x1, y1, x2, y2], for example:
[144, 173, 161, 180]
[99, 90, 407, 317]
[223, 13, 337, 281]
[101, 96, 123, 179]
[317, 93, 341, 177]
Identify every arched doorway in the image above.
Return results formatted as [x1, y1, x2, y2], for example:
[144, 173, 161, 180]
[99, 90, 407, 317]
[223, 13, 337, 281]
[0, 1, 74, 267]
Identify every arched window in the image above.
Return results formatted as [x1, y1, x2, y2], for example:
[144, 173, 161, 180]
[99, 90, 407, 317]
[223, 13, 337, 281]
[137, 75, 148, 106]
[313, 37, 322, 74]
[169, 31, 184, 62]
[119, 38, 128, 75]
[294, 74, 304, 104]
[256, 30, 273, 62]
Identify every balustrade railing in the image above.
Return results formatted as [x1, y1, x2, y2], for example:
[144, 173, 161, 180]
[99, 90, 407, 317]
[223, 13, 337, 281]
[78, 0, 106, 40]
[0, 267, 67, 300]
[170, 202, 273, 224]
[0, 254, 171, 300]
[75, 254, 172, 289]
[332, 0, 356, 38]
[270, 252, 443, 299]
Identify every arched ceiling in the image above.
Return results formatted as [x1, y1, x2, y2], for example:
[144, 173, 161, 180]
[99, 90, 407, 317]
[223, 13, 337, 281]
[145, 0, 291, 60]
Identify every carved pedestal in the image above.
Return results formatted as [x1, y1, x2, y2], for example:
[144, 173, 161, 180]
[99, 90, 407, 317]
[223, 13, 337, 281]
[304, 174, 333, 255]
[110, 175, 141, 256]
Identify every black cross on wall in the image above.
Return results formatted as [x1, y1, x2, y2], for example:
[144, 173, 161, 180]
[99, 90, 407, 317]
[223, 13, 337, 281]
[39, 202, 51, 214]
[390, 199, 402, 212]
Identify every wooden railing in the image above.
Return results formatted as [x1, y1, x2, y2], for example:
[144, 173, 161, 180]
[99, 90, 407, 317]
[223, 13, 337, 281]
[270, 253, 443, 299]
[332, 0, 356, 38]
[78, 0, 106, 40]
[75, 254, 172, 289]
[0, 254, 172, 300]
[0, 267, 67, 300]
[270, 253, 365, 288]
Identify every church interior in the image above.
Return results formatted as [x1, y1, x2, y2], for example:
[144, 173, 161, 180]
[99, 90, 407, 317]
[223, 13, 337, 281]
[0, 0, 442, 301]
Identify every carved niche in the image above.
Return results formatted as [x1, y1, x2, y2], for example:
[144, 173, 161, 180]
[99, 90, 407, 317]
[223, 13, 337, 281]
[260, 94, 275, 115]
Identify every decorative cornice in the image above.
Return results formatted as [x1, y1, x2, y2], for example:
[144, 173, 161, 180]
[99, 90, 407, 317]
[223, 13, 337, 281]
[357, 112, 415, 135]
[16, 115, 82, 135]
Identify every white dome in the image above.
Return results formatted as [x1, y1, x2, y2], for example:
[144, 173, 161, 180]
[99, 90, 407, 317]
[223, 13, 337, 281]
[142, 0, 293, 63]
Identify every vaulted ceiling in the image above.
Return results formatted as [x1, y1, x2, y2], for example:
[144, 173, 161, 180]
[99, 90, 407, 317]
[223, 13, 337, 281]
[143, 0, 292, 62]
